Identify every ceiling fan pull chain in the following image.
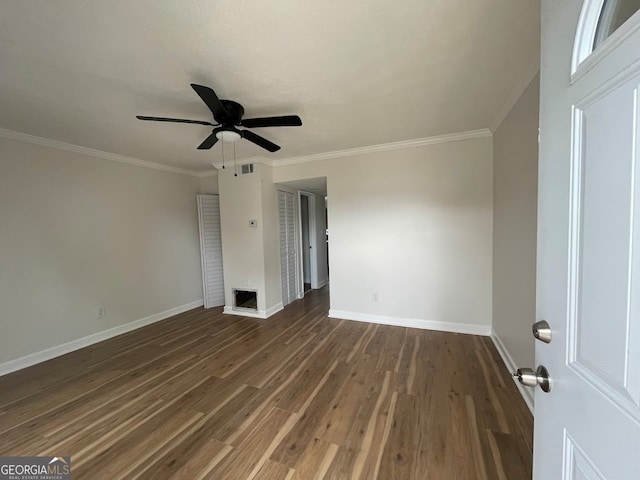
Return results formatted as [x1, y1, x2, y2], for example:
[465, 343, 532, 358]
[221, 140, 226, 169]
[233, 142, 238, 177]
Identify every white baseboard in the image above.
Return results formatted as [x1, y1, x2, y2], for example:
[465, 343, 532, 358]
[265, 302, 284, 317]
[490, 329, 534, 414]
[0, 299, 204, 377]
[223, 302, 284, 319]
[328, 309, 491, 336]
[314, 279, 329, 289]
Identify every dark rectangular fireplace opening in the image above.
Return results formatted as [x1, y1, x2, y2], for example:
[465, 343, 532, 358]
[233, 289, 258, 311]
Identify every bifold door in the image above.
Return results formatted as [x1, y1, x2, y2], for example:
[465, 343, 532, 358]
[197, 195, 224, 308]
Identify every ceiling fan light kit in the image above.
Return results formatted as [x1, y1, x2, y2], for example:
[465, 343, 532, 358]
[215, 130, 241, 143]
[136, 83, 302, 153]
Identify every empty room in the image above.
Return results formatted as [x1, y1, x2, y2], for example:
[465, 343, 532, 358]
[2, 1, 640, 479]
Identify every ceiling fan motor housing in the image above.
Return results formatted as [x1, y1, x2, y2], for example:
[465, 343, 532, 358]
[217, 100, 245, 125]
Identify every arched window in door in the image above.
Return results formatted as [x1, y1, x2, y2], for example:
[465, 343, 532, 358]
[593, 0, 640, 48]
[572, 0, 640, 73]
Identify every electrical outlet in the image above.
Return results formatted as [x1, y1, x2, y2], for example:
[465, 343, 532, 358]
[97, 307, 106, 319]
[371, 292, 379, 303]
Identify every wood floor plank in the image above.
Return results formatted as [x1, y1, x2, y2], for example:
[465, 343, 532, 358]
[167, 440, 233, 480]
[322, 446, 360, 479]
[228, 331, 316, 388]
[72, 404, 203, 478]
[415, 391, 456, 479]
[253, 460, 292, 480]
[316, 354, 377, 445]
[376, 326, 406, 372]
[130, 387, 257, 479]
[291, 438, 339, 480]
[270, 361, 352, 468]
[211, 385, 278, 443]
[449, 390, 481, 480]
[205, 407, 293, 480]
[349, 370, 394, 480]
[489, 430, 533, 479]
[0, 368, 123, 434]
[377, 392, 421, 479]
[395, 333, 419, 395]
[38, 355, 198, 440]
[274, 341, 343, 413]
[0, 287, 533, 479]
[36, 395, 164, 457]
[410, 333, 439, 397]
[339, 367, 393, 453]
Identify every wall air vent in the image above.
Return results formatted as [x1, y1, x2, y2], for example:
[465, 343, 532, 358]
[241, 163, 254, 175]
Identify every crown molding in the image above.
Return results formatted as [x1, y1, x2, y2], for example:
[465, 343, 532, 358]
[0, 127, 200, 177]
[269, 128, 492, 168]
[0, 126, 494, 176]
[490, 54, 540, 133]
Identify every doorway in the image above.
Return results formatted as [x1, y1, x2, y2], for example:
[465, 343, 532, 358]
[276, 177, 329, 306]
[299, 192, 314, 294]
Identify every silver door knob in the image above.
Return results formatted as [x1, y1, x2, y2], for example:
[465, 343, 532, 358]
[513, 365, 551, 392]
[532, 320, 552, 343]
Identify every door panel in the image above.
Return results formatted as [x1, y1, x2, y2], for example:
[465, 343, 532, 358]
[286, 191, 297, 300]
[197, 195, 225, 308]
[570, 74, 640, 414]
[536, 1, 640, 478]
[279, 191, 290, 305]
[278, 190, 298, 306]
[563, 434, 606, 480]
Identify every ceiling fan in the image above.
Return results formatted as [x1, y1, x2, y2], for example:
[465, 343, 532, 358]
[136, 84, 302, 153]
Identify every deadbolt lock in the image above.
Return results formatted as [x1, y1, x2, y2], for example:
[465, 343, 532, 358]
[532, 320, 552, 343]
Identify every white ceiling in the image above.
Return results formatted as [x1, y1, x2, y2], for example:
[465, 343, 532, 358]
[0, 1, 540, 172]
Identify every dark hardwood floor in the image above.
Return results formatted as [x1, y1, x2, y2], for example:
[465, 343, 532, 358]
[0, 287, 533, 479]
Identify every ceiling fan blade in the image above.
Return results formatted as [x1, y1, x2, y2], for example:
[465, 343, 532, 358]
[241, 130, 281, 152]
[240, 115, 302, 128]
[136, 115, 216, 126]
[191, 84, 228, 120]
[197, 131, 219, 150]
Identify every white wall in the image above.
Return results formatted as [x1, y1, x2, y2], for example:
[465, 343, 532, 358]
[492, 74, 539, 383]
[273, 137, 494, 333]
[0, 137, 204, 367]
[260, 165, 283, 312]
[218, 163, 282, 317]
[198, 173, 219, 194]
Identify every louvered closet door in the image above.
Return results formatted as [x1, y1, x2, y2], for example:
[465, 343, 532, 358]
[278, 191, 298, 306]
[279, 191, 290, 305]
[197, 195, 224, 308]
[285, 192, 297, 301]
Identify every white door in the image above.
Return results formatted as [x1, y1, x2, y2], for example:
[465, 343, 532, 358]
[197, 195, 224, 308]
[278, 190, 298, 305]
[536, 1, 640, 478]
